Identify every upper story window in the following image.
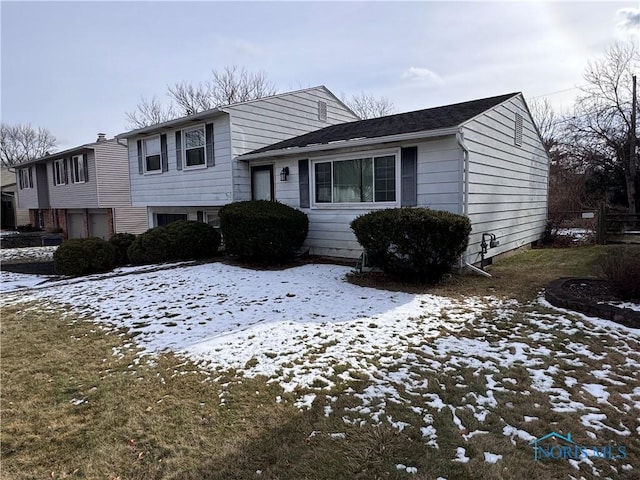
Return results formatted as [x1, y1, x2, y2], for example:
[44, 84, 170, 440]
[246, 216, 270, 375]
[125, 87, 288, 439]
[144, 136, 162, 172]
[18, 167, 33, 189]
[313, 153, 397, 204]
[53, 159, 66, 186]
[70, 155, 87, 183]
[184, 126, 206, 168]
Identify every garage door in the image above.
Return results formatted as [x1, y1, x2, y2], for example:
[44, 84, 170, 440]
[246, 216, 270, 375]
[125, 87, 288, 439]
[89, 211, 109, 240]
[67, 212, 85, 239]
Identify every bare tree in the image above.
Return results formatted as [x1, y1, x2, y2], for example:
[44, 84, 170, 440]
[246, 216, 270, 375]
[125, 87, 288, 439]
[125, 96, 176, 130]
[567, 42, 639, 213]
[342, 92, 395, 119]
[0, 123, 57, 167]
[126, 66, 278, 128]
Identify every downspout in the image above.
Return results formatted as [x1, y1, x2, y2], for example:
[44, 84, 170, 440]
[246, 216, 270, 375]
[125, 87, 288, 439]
[457, 129, 490, 276]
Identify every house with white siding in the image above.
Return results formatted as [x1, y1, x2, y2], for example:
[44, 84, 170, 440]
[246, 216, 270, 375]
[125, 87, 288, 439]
[239, 92, 550, 265]
[1, 166, 30, 229]
[116, 86, 358, 228]
[15, 134, 147, 239]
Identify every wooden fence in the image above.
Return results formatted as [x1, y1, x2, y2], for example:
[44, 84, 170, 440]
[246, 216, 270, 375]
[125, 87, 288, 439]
[596, 204, 640, 244]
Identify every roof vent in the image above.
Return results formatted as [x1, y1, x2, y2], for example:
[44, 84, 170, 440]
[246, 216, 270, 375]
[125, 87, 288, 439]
[318, 101, 327, 121]
[514, 114, 523, 147]
[96, 133, 107, 143]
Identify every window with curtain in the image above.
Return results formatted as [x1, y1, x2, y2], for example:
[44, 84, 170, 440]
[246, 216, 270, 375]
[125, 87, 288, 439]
[314, 154, 396, 204]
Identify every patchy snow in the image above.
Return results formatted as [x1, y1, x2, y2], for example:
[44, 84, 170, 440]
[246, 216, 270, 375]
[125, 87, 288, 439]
[0, 245, 57, 263]
[604, 301, 640, 312]
[0, 270, 51, 291]
[2, 261, 639, 476]
[483, 452, 502, 463]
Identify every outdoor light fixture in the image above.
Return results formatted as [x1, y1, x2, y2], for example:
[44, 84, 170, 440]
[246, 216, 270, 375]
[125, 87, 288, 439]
[280, 167, 290, 181]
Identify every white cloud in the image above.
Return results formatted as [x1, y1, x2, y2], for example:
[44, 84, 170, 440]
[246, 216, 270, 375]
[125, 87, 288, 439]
[402, 67, 444, 86]
[616, 8, 640, 36]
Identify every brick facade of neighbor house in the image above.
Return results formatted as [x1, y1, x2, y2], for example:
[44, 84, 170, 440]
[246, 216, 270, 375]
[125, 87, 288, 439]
[29, 207, 115, 239]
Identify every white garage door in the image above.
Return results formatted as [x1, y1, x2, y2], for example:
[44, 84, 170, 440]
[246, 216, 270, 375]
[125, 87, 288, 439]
[89, 211, 109, 240]
[67, 212, 85, 239]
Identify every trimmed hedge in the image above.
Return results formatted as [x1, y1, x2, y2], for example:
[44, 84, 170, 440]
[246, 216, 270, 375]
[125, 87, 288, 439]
[127, 227, 172, 265]
[54, 237, 116, 276]
[109, 233, 136, 265]
[351, 208, 471, 284]
[164, 220, 221, 260]
[219, 200, 308, 263]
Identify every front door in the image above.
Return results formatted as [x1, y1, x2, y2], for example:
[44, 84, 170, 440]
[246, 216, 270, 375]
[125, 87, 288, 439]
[251, 165, 274, 201]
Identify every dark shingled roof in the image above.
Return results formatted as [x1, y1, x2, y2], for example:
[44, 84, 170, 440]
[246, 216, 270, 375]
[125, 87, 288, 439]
[245, 92, 519, 156]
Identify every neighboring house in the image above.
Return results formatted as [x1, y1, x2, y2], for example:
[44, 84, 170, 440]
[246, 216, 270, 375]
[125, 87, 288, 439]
[1, 166, 29, 229]
[116, 86, 359, 228]
[239, 92, 550, 264]
[15, 134, 147, 239]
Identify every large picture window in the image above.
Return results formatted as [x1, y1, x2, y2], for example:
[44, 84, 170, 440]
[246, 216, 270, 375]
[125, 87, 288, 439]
[184, 126, 206, 167]
[144, 137, 162, 172]
[314, 154, 396, 204]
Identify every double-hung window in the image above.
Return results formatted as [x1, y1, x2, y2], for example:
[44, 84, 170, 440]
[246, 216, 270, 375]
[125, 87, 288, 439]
[19, 167, 33, 189]
[184, 126, 206, 168]
[70, 155, 86, 183]
[314, 153, 397, 204]
[53, 159, 66, 185]
[144, 137, 162, 172]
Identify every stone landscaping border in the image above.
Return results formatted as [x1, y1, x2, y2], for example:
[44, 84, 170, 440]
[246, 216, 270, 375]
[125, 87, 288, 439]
[545, 277, 639, 329]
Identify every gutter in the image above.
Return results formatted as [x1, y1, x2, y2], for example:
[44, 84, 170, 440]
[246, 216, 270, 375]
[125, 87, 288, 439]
[238, 127, 460, 161]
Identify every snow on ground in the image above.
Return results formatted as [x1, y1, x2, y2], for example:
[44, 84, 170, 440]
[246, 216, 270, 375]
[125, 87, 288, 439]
[2, 261, 639, 475]
[0, 271, 52, 291]
[0, 245, 58, 263]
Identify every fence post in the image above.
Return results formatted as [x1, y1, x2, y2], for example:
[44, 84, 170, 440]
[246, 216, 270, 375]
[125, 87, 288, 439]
[596, 203, 606, 245]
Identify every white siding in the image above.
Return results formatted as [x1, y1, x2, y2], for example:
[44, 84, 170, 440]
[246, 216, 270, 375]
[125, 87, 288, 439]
[267, 138, 463, 259]
[114, 206, 149, 234]
[462, 95, 549, 264]
[228, 87, 359, 202]
[128, 115, 233, 207]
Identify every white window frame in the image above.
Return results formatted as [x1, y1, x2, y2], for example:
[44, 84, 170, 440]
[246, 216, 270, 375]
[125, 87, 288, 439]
[53, 159, 66, 186]
[310, 148, 401, 209]
[182, 125, 207, 170]
[143, 135, 162, 174]
[19, 167, 33, 189]
[70, 155, 85, 184]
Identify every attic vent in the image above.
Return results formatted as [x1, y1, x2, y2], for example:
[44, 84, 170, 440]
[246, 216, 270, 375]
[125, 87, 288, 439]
[318, 101, 327, 121]
[514, 113, 523, 147]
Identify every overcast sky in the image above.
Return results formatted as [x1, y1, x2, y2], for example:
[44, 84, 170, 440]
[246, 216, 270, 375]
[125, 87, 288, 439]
[1, 1, 639, 150]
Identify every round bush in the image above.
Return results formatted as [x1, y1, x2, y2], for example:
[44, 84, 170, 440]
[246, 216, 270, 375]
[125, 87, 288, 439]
[127, 227, 172, 265]
[351, 208, 471, 284]
[600, 246, 640, 300]
[108, 232, 137, 265]
[54, 237, 117, 276]
[219, 200, 308, 263]
[164, 220, 221, 260]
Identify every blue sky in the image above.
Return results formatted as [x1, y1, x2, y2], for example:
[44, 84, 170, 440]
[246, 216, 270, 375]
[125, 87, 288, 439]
[1, 1, 638, 150]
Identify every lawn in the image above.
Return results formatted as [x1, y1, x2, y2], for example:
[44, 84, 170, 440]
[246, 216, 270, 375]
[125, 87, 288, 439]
[1, 245, 639, 479]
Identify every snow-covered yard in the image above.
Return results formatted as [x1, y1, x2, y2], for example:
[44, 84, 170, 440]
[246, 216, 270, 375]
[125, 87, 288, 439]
[1, 260, 639, 477]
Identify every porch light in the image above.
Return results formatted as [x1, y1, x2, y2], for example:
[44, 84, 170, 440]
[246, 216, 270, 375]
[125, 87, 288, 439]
[280, 167, 290, 181]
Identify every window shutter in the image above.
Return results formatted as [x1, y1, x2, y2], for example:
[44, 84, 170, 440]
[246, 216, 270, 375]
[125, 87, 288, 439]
[160, 134, 168, 172]
[298, 159, 310, 208]
[175, 131, 183, 171]
[52, 163, 56, 186]
[137, 140, 143, 174]
[29, 168, 33, 188]
[205, 123, 214, 167]
[18, 170, 23, 189]
[401, 146, 417, 207]
[63, 158, 69, 184]
[83, 154, 89, 182]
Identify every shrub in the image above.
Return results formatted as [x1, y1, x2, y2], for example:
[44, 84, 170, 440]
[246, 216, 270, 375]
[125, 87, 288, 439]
[219, 200, 308, 263]
[127, 227, 172, 265]
[600, 246, 640, 300]
[164, 220, 221, 260]
[109, 233, 137, 265]
[351, 208, 471, 284]
[16, 224, 42, 232]
[54, 237, 116, 276]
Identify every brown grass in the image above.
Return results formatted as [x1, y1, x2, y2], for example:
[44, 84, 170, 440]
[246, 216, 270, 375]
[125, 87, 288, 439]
[2, 246, 639, 479]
